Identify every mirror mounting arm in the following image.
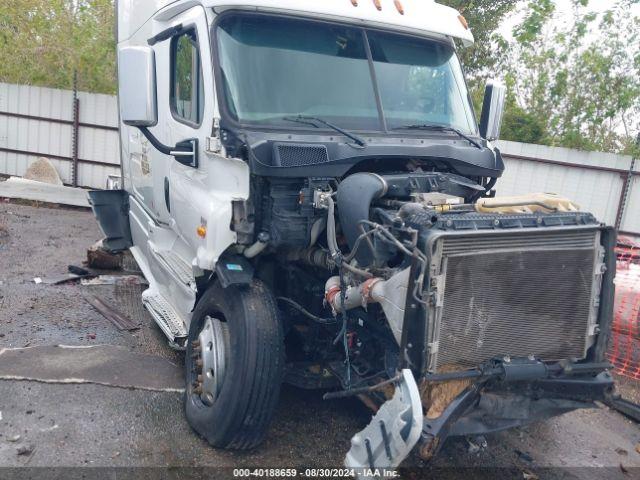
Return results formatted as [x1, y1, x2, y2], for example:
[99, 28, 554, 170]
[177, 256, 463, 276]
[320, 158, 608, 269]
[138, 126, 173, 155]
[137, 126, 198, 168]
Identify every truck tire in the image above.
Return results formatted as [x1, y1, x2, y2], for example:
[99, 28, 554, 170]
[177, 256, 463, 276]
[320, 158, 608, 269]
[184, 279, 284, 449]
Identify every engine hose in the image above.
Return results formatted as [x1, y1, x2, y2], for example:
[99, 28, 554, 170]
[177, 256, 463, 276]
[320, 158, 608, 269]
[326, 196, 341, 260]
[336, 173, 388, 266]
[276, 297, 337, 325]
[326, 197, 373, 278]
[325, 197, 357, 388]
[323, 374, 401, 400]
[343, 227, 377, 263]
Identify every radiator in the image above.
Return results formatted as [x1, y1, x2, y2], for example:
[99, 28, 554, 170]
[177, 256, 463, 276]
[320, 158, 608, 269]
[426, 228, 604, 372]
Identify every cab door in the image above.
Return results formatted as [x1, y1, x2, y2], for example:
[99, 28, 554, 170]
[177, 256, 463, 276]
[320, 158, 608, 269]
[154, 6, 211, 228]
[158, 5, 248, 273]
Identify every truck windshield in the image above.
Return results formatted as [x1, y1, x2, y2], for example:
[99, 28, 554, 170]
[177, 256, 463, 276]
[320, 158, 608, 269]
[216, 14, 477, 135]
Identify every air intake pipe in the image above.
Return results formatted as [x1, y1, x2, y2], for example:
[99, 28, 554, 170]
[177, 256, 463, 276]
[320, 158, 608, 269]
[336, 173, 388, 266]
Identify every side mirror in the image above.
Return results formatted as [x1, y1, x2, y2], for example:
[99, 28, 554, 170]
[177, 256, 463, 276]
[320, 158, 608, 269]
[118, 46, 158, 127]
[479, 80, 506, 141]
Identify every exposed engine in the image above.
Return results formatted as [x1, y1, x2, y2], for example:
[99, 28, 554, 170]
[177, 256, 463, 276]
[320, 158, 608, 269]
[232, 166, 606, 402]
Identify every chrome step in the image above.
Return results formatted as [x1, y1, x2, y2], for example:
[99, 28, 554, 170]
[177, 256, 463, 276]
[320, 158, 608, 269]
[152, 249, 194, 287]
[142, 289, 188, 348]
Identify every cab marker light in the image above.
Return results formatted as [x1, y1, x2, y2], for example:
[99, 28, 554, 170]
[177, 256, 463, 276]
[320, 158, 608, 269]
[197, 225, 207, 238]
[458, 14, 469, 29]
[394, 0, 404, 15]
[351, 0, 358, 6]
[373, 0, 382, 11]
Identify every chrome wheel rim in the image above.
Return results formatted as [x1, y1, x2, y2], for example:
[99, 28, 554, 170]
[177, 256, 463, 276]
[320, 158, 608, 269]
[193, 316, 228, 406]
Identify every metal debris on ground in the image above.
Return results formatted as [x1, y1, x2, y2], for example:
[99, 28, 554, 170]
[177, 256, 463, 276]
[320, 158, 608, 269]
[515, 449, 534, 462]
[86, 241, 142, 273]
[39, 425, 58, 433]
[84, 294, 140, 331]
[16, 444, 34, 456]
[68, 265, 91, 276]
[7, 435, 21, 442]
[81, 275, 147, 286]
[113, 276, 149, 327]
[32, 266, 97, 285]
[86, 240, 124, 270]
[36, 274, 86, 285]
[466, 435, 488, 454]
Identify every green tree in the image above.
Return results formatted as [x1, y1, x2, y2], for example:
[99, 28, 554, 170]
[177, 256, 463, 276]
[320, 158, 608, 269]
[0, 0, 116, 94]
[441, 0, 520, 78]
[501, 0, 640, 154]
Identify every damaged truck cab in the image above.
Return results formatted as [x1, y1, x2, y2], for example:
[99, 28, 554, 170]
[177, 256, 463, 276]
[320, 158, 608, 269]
[91, 0, 616, 470]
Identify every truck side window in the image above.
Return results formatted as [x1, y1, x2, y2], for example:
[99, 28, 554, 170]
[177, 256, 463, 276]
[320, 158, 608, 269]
[170, 30, 204, 126]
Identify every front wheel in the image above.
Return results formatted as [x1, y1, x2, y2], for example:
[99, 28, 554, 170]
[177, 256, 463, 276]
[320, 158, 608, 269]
[184, 279, 284, 449]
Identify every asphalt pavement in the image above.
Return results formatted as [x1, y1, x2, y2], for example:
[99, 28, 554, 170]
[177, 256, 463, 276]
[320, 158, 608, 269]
[0, 202, 639, 479]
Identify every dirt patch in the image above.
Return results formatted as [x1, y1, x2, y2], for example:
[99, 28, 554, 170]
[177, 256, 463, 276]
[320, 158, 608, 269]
[615, 373, 640, 405]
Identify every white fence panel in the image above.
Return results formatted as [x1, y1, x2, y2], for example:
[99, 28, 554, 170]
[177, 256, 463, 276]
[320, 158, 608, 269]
[0, 82, 119, 189]
[77, 89, 120, 168]
[496, 140, 636, 233]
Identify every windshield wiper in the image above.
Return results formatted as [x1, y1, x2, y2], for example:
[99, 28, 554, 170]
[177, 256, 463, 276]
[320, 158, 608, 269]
[394, 123, 483, 150]
[283, 115, 367, 147]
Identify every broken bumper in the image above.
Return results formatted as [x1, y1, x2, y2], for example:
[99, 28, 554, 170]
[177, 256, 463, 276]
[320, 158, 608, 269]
[419, 368, 615, 460]
[344, 362, 614, 470]
[345, 369, 423, 472]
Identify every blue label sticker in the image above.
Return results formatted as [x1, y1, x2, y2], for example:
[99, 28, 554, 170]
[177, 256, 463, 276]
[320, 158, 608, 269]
[226, 263, 243, 271]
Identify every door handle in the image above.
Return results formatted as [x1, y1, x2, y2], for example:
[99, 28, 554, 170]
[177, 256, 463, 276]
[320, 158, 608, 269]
[164, 177, 170, 213]
[171, 139, 199, 168]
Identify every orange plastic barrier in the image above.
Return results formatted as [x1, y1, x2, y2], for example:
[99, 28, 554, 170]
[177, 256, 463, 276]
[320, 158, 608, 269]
[608, 238, 640, 379]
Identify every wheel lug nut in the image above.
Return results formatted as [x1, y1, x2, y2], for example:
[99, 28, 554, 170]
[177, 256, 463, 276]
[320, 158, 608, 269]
[197, 375, 203, 382]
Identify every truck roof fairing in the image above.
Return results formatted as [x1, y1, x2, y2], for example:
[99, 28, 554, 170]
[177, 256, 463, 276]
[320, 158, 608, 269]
[117, 0, 474, 46]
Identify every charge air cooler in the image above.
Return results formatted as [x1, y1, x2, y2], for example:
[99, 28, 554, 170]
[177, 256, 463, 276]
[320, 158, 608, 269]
[416, 213, 606, 373]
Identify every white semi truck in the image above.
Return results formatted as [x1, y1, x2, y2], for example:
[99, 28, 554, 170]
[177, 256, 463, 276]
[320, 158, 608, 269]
[90, 0, 616, 470]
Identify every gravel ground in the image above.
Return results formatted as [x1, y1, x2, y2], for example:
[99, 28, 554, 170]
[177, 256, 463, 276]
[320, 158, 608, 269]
[0, 201, 639, 479]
